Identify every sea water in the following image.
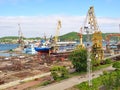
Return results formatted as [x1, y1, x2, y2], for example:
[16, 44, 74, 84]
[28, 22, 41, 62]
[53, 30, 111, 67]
[0, 44, 19, 51]
[0, 44, 19, 57]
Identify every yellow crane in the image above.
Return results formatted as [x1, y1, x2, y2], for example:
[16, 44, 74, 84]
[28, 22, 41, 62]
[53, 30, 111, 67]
[88, 6, 103, 60]
[84, 6, 104, 61]
[76, 27, 85, 49]
[54, 20, 62, 43]
[78, 27, 83, 45]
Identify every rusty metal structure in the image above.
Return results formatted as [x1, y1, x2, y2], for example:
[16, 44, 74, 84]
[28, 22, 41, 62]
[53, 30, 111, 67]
[106, 34, 120, 52]
[106, 34, 120, 45]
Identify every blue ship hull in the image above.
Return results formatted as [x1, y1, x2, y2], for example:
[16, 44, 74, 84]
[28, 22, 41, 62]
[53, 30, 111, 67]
[34, 47, 51, 52]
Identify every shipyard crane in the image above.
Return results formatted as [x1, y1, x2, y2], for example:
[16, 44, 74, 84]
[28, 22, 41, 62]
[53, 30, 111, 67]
[84, 6, 103, 60]
[82, 6, 104, 86]
[76, 27, 85, 49]
[54, 20, 62, 43]
[18, 23, 24, 46]
[78, 27, 83, 45]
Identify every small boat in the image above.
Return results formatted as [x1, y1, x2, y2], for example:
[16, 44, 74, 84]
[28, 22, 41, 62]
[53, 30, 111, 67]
[34, 39, 52, 53]
[23, 44, 36, 54]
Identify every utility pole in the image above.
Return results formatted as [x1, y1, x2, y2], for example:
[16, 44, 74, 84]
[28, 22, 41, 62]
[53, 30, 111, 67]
[84, 26, 92, 86]
[118, 24, 120, 41]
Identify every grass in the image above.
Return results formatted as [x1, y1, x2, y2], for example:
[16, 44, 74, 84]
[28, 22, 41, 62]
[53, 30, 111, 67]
[69, 71, 86, 78]
[92, 63, 111, 71]
[26, 61, 119, 90]
[26, 63, 113, 90]
[75, 70, 120, 90]
[40, 80, 51, 86]
[69, 63, 112, 78]
[25, 81, 51, 90]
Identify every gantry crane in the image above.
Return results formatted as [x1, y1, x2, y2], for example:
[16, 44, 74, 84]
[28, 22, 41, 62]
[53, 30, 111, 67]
[81, 6, 104, 86]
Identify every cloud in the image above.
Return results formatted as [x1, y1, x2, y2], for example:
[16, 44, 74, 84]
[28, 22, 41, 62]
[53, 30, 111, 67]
[0, 16, 120, 38]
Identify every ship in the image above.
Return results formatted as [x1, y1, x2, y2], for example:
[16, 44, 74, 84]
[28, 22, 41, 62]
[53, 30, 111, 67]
[23, 44, 36, 54]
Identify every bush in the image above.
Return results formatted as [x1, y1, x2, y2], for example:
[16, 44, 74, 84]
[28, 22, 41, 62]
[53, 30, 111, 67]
[92, 59, 101, 66]
[41, 81, 51, 86]
[103, 70, 108, 75]
[113, 62, 120, 69]
[104, 59, 112, 64]
[50, 66, 68, 80]
[69, 48, 87, 72]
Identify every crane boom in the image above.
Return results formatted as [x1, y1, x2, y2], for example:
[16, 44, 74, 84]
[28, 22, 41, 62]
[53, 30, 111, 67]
[88, 7, 99, 32]
[55, 20, 61, 43]
[18, 23, 24, 46]
[84, 6, 104, 64]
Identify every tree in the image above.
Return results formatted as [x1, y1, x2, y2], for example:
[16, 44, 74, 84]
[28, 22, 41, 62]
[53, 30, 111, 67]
[69, 48, 87, 72]
[102, 71, 120, 90]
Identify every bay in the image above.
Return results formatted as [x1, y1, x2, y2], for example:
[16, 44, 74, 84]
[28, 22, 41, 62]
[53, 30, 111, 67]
[0, 44, 19, 51]
[0, 44, 19, 57]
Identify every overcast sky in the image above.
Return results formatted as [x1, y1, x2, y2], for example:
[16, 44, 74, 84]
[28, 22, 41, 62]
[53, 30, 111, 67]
[0, 0, 120, 38]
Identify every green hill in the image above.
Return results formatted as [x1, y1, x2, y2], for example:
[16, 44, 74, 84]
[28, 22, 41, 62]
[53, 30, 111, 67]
[0, 36, 19, 39]
[0, 32, 119, 43]
[59, 32, 79, 41]
[59, 32, 120, 42]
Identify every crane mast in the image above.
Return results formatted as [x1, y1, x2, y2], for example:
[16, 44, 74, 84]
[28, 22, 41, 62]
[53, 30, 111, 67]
[76, 27, 85, 49]
[83, 6, 104, 86]
[18, 23, 24, 46]
[54, 20, 61, 43]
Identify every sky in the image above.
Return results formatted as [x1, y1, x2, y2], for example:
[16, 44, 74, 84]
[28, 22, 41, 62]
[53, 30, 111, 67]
[0, 0, 120, 38]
